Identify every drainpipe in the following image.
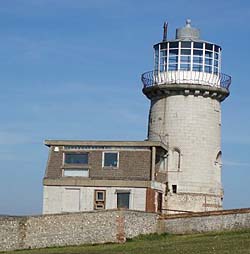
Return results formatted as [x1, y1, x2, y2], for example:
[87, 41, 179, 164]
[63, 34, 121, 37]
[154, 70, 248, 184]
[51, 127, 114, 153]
[151, 146, 156, 181]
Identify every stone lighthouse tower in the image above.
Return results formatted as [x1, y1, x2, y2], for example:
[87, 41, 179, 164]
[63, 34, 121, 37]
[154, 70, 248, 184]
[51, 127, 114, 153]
[141, 20, 231, 212]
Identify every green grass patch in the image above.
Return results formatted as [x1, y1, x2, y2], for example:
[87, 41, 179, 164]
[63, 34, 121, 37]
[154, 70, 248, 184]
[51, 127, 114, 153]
[3, 229, 250, 254]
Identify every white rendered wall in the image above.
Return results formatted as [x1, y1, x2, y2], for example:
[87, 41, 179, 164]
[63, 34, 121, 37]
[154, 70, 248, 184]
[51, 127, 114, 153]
[43, 186, 147, 214]
[148, 95, 222, 211]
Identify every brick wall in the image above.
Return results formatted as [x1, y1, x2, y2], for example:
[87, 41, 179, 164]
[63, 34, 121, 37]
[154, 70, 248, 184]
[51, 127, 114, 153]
[45, 148, 151, 181]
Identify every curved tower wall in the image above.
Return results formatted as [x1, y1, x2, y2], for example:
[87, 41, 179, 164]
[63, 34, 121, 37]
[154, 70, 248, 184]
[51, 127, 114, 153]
[148, 94, 223, 211]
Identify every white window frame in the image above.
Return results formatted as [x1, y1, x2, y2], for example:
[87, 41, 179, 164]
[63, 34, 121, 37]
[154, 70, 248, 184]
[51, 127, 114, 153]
[102, 151, 119, 168]
[94, 190, 106, 210]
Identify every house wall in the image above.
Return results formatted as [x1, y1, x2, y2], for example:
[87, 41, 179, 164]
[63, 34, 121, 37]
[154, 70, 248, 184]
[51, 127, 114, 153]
[45, 147, 152, 181]
[43, 186, 147, 214]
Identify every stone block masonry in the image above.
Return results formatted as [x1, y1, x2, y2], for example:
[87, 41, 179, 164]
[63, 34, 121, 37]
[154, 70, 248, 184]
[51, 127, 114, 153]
[0, 208, 250, 252]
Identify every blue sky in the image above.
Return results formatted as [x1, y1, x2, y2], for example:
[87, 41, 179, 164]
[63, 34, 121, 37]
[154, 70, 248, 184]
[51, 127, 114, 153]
[0, 0, 249, 215]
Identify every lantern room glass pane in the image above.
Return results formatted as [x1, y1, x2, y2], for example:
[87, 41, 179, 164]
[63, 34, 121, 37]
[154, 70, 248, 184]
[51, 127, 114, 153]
[205, 65, 212, 73]
[205, 43, 213, 50]
[181, 41, 191, 48]
[194, 42, 203, 49]
[180, 64, 190, 70]
[193, 56, 203, 64]
[193, 49, 203, 56]
[205, 51, 213, 57]
[193, 64, 203, 72]
[169, 64, 178, 71]
[205, 58, 213, 65]
[160, 42, 168, 49]
[181, 49, 191, 55]
[169, 56, 178, 63]
[181, 56, 191, 62]
[169, 41, 179, 48]
[160, 50, 168, 57]
[214, 45, 220, 52]
[169, 49, 178, 55]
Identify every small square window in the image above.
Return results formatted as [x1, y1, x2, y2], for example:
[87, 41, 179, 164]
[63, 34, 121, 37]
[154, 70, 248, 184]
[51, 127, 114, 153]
[103, 152, 119, 168]
[172, 185, 177, 193]
[94, 190, 106, 210]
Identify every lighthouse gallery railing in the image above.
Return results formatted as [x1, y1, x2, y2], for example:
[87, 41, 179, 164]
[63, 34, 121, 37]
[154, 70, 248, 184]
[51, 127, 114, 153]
[141, 70, 231, 90]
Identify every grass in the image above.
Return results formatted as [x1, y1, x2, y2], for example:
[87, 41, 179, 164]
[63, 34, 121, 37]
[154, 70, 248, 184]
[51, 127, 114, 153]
[3, 229, 250, 254]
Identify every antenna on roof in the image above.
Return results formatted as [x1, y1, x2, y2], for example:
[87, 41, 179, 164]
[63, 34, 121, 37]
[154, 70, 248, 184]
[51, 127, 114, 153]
[163, 21, 168, 41]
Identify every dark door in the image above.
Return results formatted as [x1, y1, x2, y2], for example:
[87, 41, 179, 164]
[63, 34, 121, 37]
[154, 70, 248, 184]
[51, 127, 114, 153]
[117, 193, 130, 209]
[157, 192, 163, 213]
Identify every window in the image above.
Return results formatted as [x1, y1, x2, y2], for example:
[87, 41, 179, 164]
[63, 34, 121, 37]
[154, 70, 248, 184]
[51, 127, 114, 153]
[157, 193, 163, 212]
[173, 149, 181, 171]
[180, 64, 190, 71]
[193, 49, 203, 56]
[205, 43, 213, 51]
[172, 185, 177, 193]
[94, 190, 106, 210]
[215, 151, 222, 169]
[193, 64, 203, 72]
[181, 41, 191, 48]
[193, 56, 203, 64]
[193, 42, 203, 49]
[169, 41, 179, 48]
[169, 49, 178, 55]
[103, 152, 119, 168]
[117, 192, 130, 209]
[181, 49, 191, 55]
[64, 168, 89, 177]
[64, 153, 88, 164]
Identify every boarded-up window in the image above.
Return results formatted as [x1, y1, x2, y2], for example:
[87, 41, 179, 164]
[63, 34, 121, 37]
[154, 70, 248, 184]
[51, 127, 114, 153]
[64, 169, 89, 177]
[62, 188, 80, 212]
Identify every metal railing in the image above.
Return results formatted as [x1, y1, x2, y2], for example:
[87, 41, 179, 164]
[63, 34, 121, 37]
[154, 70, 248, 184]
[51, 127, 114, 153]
[141, 70, 231, 90]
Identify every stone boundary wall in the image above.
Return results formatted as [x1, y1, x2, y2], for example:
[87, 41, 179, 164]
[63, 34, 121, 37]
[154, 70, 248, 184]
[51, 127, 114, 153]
[161, 208, 250, 234]
[0, 208, 250, 252]
[0, 210, 158, 252]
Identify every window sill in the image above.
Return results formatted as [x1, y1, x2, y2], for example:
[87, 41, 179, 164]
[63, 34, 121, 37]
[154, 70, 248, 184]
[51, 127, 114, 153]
[62, 164, 90, 169]
[102, 166, 119, 170]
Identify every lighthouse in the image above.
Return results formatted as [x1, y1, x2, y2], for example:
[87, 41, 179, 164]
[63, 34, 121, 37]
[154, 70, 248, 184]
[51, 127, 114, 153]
[141, 20, 231, 212]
